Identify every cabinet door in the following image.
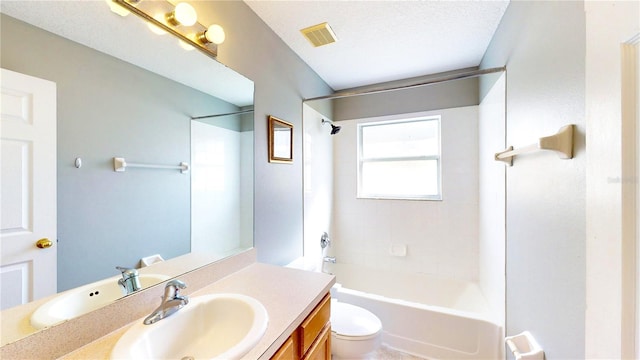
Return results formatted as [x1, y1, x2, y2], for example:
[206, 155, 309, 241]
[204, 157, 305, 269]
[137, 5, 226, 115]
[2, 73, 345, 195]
[303, 324, 331, 360]
[300, 295, 331, 355]
[272, 336, 296, 360]
[271, 293, 331, 360]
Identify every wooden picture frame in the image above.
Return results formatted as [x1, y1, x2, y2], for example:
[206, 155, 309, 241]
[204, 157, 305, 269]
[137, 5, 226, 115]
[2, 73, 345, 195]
[268, 115, 293, 163]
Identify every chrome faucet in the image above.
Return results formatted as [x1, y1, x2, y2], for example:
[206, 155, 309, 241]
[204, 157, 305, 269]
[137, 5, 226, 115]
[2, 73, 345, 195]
[143, 279, 189, 325]
[116, 266, 141, 295]
[323, 256, 336, 263]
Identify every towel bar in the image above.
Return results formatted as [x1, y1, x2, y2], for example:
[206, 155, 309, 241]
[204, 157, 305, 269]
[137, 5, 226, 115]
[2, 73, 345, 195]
[495, 124, 574, 166]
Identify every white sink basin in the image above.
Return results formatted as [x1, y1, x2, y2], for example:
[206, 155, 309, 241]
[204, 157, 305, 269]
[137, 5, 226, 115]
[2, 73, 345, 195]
[110, 294, 269, 360]
[30, 274, 170, 329]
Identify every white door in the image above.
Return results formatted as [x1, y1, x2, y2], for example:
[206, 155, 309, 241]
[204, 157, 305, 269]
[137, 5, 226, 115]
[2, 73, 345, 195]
[1, 68, 57, 310]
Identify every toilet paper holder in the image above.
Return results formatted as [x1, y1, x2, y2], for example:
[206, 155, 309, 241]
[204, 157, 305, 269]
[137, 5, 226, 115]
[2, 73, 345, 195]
[505, 331, 544, 360]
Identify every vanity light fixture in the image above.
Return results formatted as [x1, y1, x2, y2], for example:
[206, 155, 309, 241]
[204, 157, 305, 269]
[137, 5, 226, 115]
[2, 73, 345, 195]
[197, 24, 226, 45]
[166, 2, 197, 27]
[110, 0, 225, 59]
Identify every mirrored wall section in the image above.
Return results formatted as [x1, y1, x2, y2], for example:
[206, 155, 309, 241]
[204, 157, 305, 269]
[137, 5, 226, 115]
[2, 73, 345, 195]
[0, 12, 254, 299]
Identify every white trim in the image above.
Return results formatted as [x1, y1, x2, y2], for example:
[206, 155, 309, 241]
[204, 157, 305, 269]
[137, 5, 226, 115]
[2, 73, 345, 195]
[356, 115, 442, 201]
[621, 39, 638, 359]
[625, 34, 640, 359]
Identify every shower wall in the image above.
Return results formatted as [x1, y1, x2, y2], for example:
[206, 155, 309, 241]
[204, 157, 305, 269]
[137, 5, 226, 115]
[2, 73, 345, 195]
[478, 73, 506, 326]
[302, 104, 334, 267]
[331, 106, 480, 282]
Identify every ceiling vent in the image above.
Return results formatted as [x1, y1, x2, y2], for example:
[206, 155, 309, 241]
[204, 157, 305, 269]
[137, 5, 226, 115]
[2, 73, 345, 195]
[300, 22, 338, 47]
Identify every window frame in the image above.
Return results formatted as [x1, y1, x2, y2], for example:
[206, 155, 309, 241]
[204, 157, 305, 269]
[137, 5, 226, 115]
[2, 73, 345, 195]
[357, 115, 442, 201]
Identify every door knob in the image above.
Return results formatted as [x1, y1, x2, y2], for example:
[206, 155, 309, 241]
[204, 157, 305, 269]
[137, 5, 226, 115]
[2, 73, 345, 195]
[36, 238, 53, 249]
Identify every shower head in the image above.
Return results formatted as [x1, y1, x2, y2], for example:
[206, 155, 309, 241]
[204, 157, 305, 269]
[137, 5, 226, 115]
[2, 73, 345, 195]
[321, 119, 341, 135]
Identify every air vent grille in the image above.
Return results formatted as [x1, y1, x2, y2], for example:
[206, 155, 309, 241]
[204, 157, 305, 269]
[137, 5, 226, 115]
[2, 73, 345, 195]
[300, 22, 338, 47]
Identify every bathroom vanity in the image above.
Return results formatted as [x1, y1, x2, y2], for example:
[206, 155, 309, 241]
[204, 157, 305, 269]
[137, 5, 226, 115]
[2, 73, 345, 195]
[272, 294, 331, 360]
[0, 249, 335, 359]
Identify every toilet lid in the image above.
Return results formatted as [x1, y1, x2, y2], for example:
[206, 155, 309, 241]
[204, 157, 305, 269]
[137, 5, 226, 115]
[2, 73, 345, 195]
[331, 300, 382, 337]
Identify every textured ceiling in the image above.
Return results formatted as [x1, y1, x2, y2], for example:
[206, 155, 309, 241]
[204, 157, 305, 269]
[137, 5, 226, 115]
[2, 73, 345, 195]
[0, 1, 254, 107]
[244, 0, 509, 91]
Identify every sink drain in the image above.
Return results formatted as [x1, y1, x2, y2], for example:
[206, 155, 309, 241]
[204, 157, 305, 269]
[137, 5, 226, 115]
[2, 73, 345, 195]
[181, 356, 195, 360]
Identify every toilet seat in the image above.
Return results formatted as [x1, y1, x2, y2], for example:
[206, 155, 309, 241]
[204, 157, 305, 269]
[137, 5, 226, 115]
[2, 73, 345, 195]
[333, 332, 380, 341]
[331, 300, 382, 339]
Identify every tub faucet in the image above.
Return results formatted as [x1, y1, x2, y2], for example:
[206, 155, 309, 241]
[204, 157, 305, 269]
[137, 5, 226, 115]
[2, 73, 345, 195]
[323, 256, 336, 263]
[143, 279, 189, 325]
[116, 266, 141, 295]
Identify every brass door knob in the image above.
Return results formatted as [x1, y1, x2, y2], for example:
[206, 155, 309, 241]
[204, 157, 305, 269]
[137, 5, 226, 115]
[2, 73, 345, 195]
[36, 238, 53, 249]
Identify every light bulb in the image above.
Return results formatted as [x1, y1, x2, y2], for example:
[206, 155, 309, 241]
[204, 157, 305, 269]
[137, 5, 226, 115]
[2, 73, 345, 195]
[204, 24, 225, 45]
[167, 2, 197, 26]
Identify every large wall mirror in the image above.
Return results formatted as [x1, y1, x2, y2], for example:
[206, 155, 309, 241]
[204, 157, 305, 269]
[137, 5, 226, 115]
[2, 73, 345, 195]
[0, 1, 254, 344]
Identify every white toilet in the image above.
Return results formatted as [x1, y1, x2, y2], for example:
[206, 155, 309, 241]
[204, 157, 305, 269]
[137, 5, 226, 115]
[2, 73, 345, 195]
[330, 299, 383, 359]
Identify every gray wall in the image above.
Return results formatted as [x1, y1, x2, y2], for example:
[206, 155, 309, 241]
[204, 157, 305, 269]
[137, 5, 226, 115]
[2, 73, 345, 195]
[332, 69, 479, 121]
[481, 1, 586, 358]
[195, 1, 333, 265]
[1, 15, 243, 291]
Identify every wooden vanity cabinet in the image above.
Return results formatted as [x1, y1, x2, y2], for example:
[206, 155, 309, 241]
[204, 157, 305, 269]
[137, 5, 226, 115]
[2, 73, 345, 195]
[271, 294, 331, 360]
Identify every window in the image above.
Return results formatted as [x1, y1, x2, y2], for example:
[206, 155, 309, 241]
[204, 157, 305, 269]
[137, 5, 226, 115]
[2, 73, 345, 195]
[357, 116, 441, 200]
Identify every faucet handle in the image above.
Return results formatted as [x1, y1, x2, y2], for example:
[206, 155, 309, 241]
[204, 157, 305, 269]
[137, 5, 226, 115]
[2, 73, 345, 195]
[166, 279, 186, 289]
[116, 266, 138, 278]
[164, 279, 187, 300]
[116, 266, 141, 294]
[320, 232, 331, 249]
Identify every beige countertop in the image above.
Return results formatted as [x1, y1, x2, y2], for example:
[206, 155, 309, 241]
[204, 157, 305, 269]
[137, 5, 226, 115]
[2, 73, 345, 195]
[0, 250, 243, 347]
[60, 262, 335, 360]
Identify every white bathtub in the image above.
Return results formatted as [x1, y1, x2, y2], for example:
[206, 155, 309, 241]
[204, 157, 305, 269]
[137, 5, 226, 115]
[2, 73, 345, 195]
[322, 262, 502, 360]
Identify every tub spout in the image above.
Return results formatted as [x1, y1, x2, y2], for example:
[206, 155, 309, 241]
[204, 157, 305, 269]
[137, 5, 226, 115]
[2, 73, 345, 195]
[323, 256, 336, 263]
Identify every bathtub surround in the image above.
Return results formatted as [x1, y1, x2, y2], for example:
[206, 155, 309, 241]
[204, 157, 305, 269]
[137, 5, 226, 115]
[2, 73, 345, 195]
[478, 73, 507, 327]
[302, 104, 335, 266]
[331, 106, 479, 282]
[303, 70, 505, 358]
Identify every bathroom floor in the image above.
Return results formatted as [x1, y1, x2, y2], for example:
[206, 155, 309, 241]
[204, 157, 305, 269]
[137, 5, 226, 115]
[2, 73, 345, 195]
[369, 345, 426, 360]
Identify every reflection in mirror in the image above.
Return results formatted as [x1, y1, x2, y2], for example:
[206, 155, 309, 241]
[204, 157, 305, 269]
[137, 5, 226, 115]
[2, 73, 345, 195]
[0, 1, 254, 346]
[191, 110, 254, 254]
[268, 116, 294, 163]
